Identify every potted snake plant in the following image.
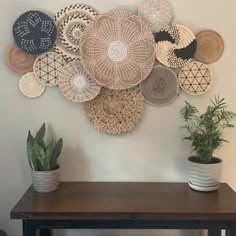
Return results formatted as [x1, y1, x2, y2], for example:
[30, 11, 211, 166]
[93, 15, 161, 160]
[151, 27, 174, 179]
[180, 96, 235, 191]
[27, 123, 63, 193]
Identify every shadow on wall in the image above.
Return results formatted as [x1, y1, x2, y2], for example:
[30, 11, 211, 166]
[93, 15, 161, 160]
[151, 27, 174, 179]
[60, 144, 91, 181]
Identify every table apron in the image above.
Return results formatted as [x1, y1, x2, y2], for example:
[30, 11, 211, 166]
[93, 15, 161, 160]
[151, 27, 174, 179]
[23, 219, 236, 230]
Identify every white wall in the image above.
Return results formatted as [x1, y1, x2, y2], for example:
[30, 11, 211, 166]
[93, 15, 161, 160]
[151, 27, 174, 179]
[0, 0, 236, 236]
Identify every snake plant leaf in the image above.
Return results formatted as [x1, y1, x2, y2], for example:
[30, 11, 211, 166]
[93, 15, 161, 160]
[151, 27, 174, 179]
[45, 138, 54, 170]
[51, 138, 63, 169]
[27, 131, 34, 170]
[32, 139, 46, 170]
[35, 123, 46, 150]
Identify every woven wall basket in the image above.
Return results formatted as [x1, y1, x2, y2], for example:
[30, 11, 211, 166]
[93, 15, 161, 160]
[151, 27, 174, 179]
[178, 61, 213, 95]
[154, 24, 197, 68]
[13, 11, 57, 54]
[59, 61, 101, 103]
[33, 52, 66, 86]
[194, 30, 224, 64]
[80, 10, 156, 90]
[19, 72, 46, 98]
[5, 43, 37, 74]
[85, 87, 144, 135]
[138, 0, 172, 33]
[54, 4, 98, 61]
[141, 64, 179, 106]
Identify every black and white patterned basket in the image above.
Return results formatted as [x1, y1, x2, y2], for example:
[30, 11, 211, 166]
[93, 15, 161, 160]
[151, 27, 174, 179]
[13, 11, 57, 54]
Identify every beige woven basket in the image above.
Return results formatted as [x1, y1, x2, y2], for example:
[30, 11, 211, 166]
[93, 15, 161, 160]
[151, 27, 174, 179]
[59, 61, 101, 103]
[178, 61, 213, 95]
[85, 87, 144, 135]
[80, 10, 155, 90]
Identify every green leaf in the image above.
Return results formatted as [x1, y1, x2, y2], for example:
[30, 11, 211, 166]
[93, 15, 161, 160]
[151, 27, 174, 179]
[50, 138, 63, 169]
[35, 123, 46, 140]
[32, 139, 46, 170]
[27, 131, 34, 170]
[45, 138, 55, 170]
[35, 123, 46, 150]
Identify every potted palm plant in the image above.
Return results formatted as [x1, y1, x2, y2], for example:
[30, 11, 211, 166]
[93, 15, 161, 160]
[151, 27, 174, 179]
[180, 96, 235, 191]
[27, 123, 63, 193]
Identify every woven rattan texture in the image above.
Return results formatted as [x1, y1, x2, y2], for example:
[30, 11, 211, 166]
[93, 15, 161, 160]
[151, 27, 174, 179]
[154, 24, 197, 68]
[33, 52, 66, 86]
[141, 65, 179, 106]
[85, 87, 144, 135]
[59, 61, 101, 103]
[19, 72, 46, 98]
[5, 43, 37, 74]
[54, 4, 98, 61]
[13, 11, 56, 54]
[178, 61, 213, 95]
[138, 0, 172, 33]
[80, 10, 155, 90]
[194, 30, 224, 64]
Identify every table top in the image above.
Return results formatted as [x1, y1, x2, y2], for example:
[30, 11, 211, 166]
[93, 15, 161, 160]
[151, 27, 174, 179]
[10, 182, 236, 220]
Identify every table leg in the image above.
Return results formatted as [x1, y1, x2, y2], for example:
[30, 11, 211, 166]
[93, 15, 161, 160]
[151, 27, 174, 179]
[39, 229, 53, 236]
[226, 222, 236, 236]
[208, 229, 221, 236]
[23, 220, 37, 236]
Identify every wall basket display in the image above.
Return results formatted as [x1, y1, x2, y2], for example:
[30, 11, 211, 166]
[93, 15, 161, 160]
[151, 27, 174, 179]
[178, 61, 213, 95]
[19, 72, 46, 98]
[85, 87, 144, 135]
[5, 43, 37, 74]
[54, 4, 98, 61]
[6, 0, 225, 135]
[33, 52, 66, 86]
[13, 11, 57, 54]
[80, 10, 156, 90]
[59, 61, 101, 103]
[154, 24, 197, 68]
[194, 30, 224, 64]
[141, 64, 179, 106]
[138, 0, 172, 33]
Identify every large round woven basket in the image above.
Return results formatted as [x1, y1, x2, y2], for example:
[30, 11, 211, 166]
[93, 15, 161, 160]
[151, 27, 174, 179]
[80, 10, 156, 90]
[85, 87, 144, 135]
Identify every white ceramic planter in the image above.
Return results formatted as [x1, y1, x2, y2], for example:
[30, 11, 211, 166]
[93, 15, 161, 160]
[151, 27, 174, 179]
[187, 157, 222, 191]
[32, 168, 60, 193]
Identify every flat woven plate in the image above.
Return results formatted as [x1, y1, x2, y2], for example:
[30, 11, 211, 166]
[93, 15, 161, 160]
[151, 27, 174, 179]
[141, 65, 179, 106]
[13, 11, 57, 54]
[138, 0, 172, 33]
[85, 87, 144, 135]
[80, 10, 155, 90]
[33, 52, 66, 86]
[19, 72, 46, 98]
[59, 61, 101, 103]
[54, 4, 98, 61]
[178, 61, 213, 95]
[5, 43, 37, 74]
[194, 30, 224, 64]
[154, 24, 197, 68]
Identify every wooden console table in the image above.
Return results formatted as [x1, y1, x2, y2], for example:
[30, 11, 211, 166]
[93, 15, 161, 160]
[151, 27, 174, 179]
[10, 182, 236, 236]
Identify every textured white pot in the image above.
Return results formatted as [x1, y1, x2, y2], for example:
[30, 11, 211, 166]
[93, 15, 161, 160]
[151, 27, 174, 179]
[32, 168, 60, 193]
[187, 156, 222, 191]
